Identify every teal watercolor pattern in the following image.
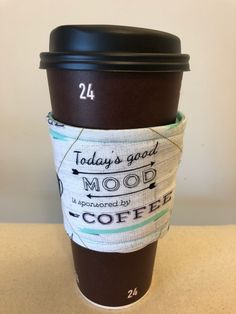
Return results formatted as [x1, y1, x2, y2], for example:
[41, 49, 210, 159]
[49, 129, 72, 141]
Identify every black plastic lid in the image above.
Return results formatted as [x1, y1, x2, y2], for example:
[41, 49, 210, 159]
[40, 25, 190, 72]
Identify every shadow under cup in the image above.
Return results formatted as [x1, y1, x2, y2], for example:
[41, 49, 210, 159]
[40, 25, 189, 308]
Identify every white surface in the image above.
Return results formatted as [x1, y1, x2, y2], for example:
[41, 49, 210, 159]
[0, 0, 236, 224]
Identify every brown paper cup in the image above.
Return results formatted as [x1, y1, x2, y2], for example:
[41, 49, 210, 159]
[40, 25, 189, 308]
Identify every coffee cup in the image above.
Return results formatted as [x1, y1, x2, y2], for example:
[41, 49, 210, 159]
[40, 25, 189, 308]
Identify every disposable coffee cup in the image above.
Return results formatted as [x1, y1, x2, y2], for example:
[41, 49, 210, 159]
[40, 25, 189, 308]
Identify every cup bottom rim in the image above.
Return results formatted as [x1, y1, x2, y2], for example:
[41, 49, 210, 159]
[75, 278, 151, 309]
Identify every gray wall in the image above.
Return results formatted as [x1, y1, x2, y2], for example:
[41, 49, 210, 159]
[1, 0, 236, 225]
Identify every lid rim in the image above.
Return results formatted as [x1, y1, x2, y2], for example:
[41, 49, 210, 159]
[40, 52, 190, 71]
[40, 51, 190, 58]
[40, 61, 190, 72]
